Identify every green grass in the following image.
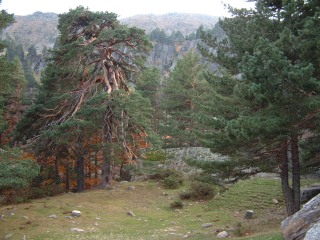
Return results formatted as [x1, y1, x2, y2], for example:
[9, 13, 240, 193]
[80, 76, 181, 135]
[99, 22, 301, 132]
[0, 178, 293, 239]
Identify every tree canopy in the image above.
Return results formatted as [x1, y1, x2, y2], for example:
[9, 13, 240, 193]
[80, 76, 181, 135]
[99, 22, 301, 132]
[199, 0, 320, 215]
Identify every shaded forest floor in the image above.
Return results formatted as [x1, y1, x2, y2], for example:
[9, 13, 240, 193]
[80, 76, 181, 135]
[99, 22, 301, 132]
[1, 177, 317, 240]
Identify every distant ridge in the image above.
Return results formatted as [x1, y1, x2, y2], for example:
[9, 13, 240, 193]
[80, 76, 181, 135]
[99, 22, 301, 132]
[121, 13, 219, 35]
[1, 12, 219, 52]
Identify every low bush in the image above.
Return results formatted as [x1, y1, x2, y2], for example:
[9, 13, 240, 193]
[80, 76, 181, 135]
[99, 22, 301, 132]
[180, 181, 216, 200]
[149, 168, 184, 189]
[170, 200, 184, 209]
[149, 168, 183, 181]
[163, 176, 181, 189]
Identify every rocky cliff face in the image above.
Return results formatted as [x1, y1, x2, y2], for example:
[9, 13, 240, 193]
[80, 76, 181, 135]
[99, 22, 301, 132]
[147, 39, 219, 74]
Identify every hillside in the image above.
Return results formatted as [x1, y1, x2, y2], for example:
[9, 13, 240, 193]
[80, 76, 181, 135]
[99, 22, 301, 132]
[1, 11, 59, 52]
[1, 12, 219, 53]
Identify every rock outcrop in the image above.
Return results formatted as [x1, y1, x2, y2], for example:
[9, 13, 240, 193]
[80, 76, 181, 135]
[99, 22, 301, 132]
[301, 185, 320, 203]
[281, 193, 320, 240]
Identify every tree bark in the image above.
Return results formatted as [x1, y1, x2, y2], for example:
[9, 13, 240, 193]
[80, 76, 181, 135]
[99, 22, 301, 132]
[279, 140, 295, 216]
[54, 158, 60, 185]
[101, 142, 114, 187]
[76, 138, 85, 192]
[291, 135, 301, 214]
[65, 160, 70, 192]
[101, 106, 115, 187]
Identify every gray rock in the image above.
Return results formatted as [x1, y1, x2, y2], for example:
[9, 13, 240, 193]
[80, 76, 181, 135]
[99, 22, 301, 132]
[217, 231, 229, 238]
[48, 214, 57, 218]
[4, 234, 13, 239]
[244, 210, 254, 219]
[301, 185, 320, 203]
[281, 193, 320, 240]
[127, 186, 135, 190]
[304, 223, 320, 240]
[71, 210, 81, 217]
[240, 167, 260, 175]
[272, 198, 279, 204]
[202, 223, 213, 228]
[71, 228, 85, 232]
[127, 211, 135, 217]
[253, 172, 280, 179]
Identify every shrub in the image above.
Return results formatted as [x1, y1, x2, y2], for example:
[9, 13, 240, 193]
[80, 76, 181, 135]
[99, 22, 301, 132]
[163, 176, 181, 189]
[149, 168, 184, 188]
[180, 181, 216, 200]
[149, 168, 183, 182]
[145, 150, 166, 162]
[179, 191, 192, 200]
[170, 200, 184, 209]
[190, 181, 215, 199]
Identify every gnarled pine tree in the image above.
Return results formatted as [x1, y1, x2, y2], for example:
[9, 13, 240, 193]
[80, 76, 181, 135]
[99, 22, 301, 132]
[17, 6, 153, 188]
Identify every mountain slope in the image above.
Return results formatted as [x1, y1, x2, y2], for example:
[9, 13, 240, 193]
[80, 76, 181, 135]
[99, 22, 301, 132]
[121, 13, 219, 35]
[1, 12, 218, 53]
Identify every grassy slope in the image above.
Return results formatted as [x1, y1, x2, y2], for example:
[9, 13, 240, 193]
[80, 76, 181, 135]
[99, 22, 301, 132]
[1, 177, 316, 240]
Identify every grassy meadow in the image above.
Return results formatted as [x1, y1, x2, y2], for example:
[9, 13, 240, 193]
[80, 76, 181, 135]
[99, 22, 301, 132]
[0, 176, 298, 240]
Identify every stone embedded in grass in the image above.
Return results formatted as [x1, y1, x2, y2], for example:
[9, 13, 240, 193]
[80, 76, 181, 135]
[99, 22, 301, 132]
[48, 214, 57, 218]
[127, 211, 135, 217]
[202, 223, 213, 228]
[244, 210, 254, 219]
[217, 231, 229, 238]
[4, 233, 13, 239]
[71, 210, 81, 217]
[127, 186, 135, 190]
[71, 228, 85, 232]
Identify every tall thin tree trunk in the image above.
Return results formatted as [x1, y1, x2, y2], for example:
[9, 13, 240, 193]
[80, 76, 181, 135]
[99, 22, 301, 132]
[54, 158, 60, 185]
[76, 138, 85, 192]
[101, 142, 114, 187]
[101, 106, 114, 187]
[65, 160, 70, 192]
[291, 135, 301, 213]
[279, 140, 295, 216]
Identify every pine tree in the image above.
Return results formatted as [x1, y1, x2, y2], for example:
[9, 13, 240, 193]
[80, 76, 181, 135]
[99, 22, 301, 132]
[162, 51, 211, 147]
[199, 0, 320, 216]
[16, 6, 156, 188]
[136, 67, 163, 132]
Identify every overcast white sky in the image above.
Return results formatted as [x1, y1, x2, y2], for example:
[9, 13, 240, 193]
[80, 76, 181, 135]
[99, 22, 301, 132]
[0, 0, 254, 18]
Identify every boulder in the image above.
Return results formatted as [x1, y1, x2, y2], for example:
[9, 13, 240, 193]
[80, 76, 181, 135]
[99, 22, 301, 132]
[127, 211, 135, 217]
[71, 210, 81, 217]
[281, 193, 320, 240]
[301, 185, 320, 203]
[244, 210, 254, 219]
[217, 231, 229, 238]
[71, 228, 85, 232]
[304, 223, 320, 240]
[201, 223, 213, 228]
